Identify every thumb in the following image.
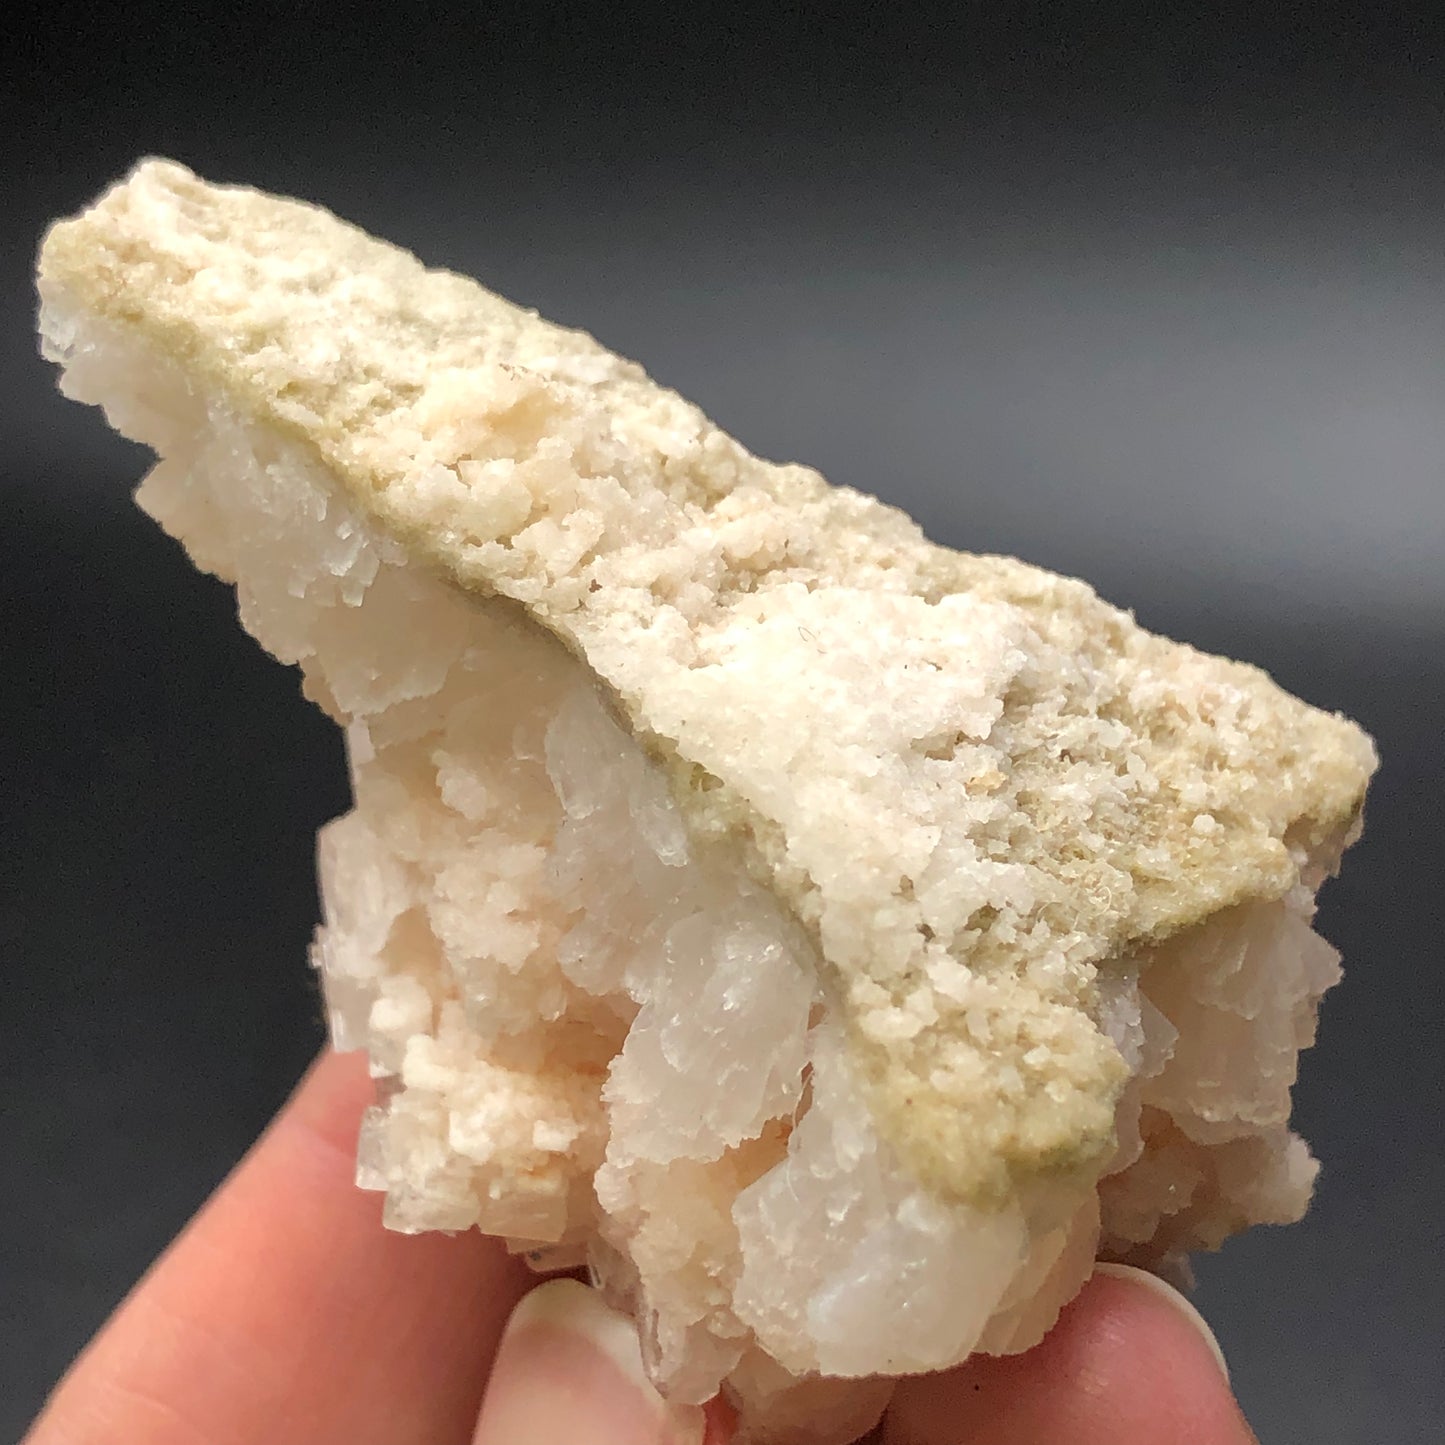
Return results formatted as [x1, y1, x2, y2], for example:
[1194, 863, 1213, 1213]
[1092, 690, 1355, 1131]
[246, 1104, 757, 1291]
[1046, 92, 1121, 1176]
[471, 1279, 720, 1445]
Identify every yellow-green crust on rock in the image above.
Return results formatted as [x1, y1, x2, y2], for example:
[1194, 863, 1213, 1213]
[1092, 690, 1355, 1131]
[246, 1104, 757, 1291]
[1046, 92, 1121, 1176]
[39, 160, 1376, 1204]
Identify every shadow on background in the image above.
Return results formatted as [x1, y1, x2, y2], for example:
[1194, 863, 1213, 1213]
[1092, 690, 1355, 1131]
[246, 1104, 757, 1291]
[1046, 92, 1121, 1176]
[3, 6, 1442, 1441]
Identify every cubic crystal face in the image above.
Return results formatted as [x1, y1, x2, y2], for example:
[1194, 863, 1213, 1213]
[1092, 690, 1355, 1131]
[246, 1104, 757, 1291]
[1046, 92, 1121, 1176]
[38, 161, 1374, 1444]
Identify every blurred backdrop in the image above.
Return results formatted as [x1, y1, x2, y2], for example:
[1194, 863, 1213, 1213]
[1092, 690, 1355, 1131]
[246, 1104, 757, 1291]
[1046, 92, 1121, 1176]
[3, 5, 1442, 1440]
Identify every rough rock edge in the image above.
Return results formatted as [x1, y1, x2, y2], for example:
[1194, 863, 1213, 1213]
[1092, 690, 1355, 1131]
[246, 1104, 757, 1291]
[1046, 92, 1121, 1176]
[37, 159, 1377, 1206]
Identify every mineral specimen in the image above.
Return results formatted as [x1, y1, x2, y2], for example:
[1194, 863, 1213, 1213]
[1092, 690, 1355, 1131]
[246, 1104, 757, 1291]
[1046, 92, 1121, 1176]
[38, 160, 1375, 1444]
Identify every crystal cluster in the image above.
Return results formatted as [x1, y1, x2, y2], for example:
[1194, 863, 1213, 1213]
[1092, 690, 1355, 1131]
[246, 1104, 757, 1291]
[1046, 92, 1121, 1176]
[39, 163, 1374, 1444]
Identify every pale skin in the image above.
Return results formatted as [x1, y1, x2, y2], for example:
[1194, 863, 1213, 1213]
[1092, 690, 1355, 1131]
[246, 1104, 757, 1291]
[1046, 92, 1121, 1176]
[24, 1051, 1259, 1445]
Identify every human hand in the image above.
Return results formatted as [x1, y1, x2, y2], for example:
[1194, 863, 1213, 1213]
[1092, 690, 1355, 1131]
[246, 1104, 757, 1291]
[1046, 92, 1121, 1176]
[23, 1051, 1259, 1445]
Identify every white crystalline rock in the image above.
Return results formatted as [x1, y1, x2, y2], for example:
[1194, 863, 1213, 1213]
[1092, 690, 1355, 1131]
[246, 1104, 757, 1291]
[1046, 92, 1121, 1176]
[38, 162, 1376, 1445]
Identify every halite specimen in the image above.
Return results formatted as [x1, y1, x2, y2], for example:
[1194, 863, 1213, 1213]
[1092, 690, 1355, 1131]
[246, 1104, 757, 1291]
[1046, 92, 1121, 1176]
[38, 161, 1375, 1444]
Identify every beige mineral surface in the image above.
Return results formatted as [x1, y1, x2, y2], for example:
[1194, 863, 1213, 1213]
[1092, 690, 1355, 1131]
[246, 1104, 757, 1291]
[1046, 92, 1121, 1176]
[39, 160, 1375, 1444]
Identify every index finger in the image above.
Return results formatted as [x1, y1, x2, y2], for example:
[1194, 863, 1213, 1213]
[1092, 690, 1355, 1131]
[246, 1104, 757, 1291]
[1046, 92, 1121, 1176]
[24, 1050, 531, 1445]
[882, 1265, 1258, 1445]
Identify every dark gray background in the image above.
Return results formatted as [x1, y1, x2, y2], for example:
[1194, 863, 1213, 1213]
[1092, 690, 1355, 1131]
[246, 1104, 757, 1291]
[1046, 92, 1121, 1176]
[3, 5, 1442, 1440]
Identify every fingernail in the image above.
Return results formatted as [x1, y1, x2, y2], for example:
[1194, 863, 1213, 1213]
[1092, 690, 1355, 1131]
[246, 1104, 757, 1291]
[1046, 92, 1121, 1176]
[1094, 1263, 1231, 1381]
[473, 1278, 706, 1445]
